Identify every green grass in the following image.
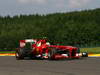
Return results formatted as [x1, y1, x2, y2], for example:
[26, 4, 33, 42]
[80, 47, 100, 54]
[0, 51, 15, 53]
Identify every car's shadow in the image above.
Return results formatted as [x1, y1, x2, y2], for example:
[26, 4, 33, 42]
[18, 57, 88, 61]
[48, 57, 88, 61]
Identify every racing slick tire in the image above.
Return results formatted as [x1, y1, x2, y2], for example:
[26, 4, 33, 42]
[82, 52, 88, 57]
[16, 48, 25, 60]
[16, 43, 34, 60]
[48, 48, 57, 60]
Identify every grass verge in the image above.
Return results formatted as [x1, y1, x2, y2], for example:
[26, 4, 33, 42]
[0, 51, 15, 53]
[80, 47, 100, 54]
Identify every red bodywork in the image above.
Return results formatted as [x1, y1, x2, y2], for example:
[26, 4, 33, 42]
[49, 45, 80, 59]
[19, 39, 80, 59]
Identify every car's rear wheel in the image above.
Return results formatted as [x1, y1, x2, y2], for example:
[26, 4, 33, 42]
[16, 48, 25, 60]
[16, 43, 34, 60]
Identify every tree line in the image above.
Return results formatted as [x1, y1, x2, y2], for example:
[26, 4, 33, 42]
[0, 8, 100, 50]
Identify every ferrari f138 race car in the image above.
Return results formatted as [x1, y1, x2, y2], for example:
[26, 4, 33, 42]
[16, 39, 88, 60]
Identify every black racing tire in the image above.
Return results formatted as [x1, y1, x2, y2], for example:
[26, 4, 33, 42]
[16, 48, 25, 60]
[16, 43, 34, 60]
[48, 49, 57, 60]
[82, 52, 88, 57]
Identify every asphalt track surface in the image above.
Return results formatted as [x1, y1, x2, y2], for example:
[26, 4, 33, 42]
[0, 57, 100, 75]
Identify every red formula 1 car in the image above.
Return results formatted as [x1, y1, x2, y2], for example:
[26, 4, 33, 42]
[16, 39, 88, 60]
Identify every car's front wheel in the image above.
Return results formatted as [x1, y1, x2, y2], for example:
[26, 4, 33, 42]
[48, 49, 57, 60]
[82, 52, 88, 57]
